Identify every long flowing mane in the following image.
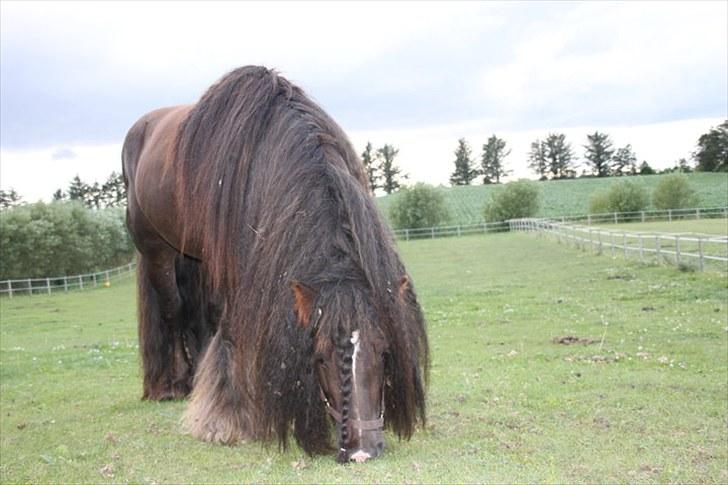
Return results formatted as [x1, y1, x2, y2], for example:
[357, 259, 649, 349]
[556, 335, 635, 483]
[174, 66, 428, 453]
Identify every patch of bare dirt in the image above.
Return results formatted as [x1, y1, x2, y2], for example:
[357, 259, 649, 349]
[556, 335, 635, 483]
[552, 336, 598, 345]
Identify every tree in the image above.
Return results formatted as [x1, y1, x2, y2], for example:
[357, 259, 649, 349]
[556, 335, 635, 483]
[52, 189, 67, 201]
[388, 183, 450, 229]
[100, 171, 126, 207]
[652, 173, 698, 210]
[0, 188, 23, 210]
[84, 182, 103, 210]
[361, 142, 380, 193]
[612, 145, 637, 176]
[480, 135, 511, 184]
[483, 179, 540, 222]
[694, 120, 728, 172]
[589, 179, 649, 214]
[377, 144, 405, 195]
[0, 201, 133, 279]
[67, 175, 89, 202]
[528, 140, 548, 180]
[449, 138, 479, 186]
[583, 131, 614, 177]
[638, 161, 656, 175]
[544, 133, 575, 179]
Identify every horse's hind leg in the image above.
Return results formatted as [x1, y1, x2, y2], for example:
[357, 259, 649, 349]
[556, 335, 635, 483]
[136, 249, 192, 400]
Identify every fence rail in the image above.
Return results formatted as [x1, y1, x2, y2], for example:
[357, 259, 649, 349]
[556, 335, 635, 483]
[0, 262, 136, 297]
[511, 218, 728, 272]
[543, 206, 728, 225]
[392, 221, 510, 240]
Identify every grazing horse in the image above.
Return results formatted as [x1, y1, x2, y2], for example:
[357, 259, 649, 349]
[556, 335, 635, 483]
[122, 66, 429, 462]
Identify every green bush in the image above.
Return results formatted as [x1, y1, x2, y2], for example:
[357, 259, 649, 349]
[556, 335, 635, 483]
[0, 201, 134, 279]
[483, 179, 540, 222]
[588, 179, 649, 214]
[389, 183, 450, 229]
[652, 173, 699, 210]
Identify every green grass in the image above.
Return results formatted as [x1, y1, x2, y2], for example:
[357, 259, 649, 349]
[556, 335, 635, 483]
[593, 219, 728, 236]
[1, 234, 727, 483]
[377, 173, 728, 226]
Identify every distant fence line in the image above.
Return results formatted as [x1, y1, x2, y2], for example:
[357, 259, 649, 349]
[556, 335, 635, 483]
[392, 206, 728, 241]
[1, 262, 136, 298]
[2, 207, 726, 296]
[511, 217, 728, 272]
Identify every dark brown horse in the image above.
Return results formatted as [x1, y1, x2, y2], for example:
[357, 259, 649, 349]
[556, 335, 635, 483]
[122, 66, 428, 462]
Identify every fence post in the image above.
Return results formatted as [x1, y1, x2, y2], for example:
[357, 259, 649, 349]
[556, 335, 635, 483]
[405, 229, 409, 241]
[698, 237, 704, 271]
[431, 227, 435, 239]
[639, 234, 644, 262]
[64, 276, 68, 292]
[611, 233, 615, 257]
[93, 273, 97, 288]
[79, 275, 84, 290]
[675, 236, 680, 265]
[46, 278, 51, 295]
[696, 208, 700, 220]
[641, 211, 645, 223]
[589, 229, 593, 252]
[457, 225, 461, 237]
[614, 212, 618, 224]
[656, 236, 661, 260]
[7, 281, 12, 299]
[105, 270, 110, 284]
[668, 209, 672, 222]
[587, 214, 592, 225]
[26, 279, 31, 296]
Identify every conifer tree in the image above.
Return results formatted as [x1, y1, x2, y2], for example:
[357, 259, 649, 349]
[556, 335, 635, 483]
[480, 135, 511, 184]
[449, 138, 479, 186]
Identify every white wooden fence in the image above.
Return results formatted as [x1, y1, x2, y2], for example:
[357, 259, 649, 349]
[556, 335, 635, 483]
[391, 207, 728, 241]
[537, 206, 728, 225]
[393, 221, 510, 240]
[511, 218, 728, 272]
[0, 262, 136, 297]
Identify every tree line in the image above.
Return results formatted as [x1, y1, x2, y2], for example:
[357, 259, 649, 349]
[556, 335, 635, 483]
[52, 172, 126, 208]
[0, 201, 133, 280]
[360, 143, 408, 194]
[449, 119, 727, 185]
[0, 172, 126, 210]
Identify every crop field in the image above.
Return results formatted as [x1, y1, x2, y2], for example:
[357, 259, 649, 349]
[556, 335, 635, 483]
[1, 233, 727, 483]
[376, 173, 728, 226]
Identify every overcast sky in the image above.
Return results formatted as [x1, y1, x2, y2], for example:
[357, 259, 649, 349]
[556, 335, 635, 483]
[1, 1, 726, 201]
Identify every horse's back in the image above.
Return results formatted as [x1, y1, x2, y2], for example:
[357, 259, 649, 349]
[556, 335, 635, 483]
[123, 105, 195, 255]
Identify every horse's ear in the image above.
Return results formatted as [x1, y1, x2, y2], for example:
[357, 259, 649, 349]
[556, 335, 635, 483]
[292, 282, 316, 328]
[398, 275, 410, 299]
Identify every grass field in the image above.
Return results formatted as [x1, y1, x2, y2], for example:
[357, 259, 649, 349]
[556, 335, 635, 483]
[593, 219, 728, 236]
[376, 173, 728, 226]
[1, 233, 727, 483]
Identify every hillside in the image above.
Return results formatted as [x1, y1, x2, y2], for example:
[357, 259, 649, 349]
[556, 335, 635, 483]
[376, 172, 728, 226]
